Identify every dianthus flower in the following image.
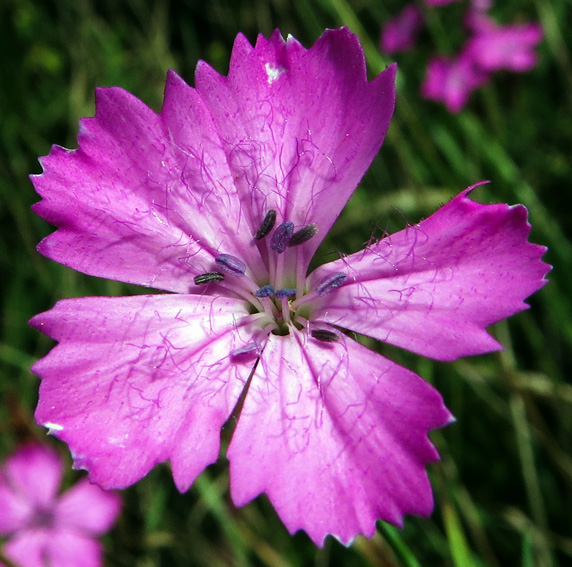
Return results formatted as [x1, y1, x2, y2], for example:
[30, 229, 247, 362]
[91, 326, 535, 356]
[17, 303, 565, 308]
[424, 0, 460, 6]
[464, 0, 494, 33]
[380, 4, 424, 55]
[30, 28, 548, 546]
[421, 49, 490, 113]
[0, 444, 120, 567]
[466, 16, 543, 72]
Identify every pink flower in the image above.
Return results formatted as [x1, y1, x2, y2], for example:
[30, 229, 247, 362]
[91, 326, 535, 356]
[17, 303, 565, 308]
[470, 0, 492, 10]
[0, 444, 120, 567]
[464, 10, 494, 34]
[424, 0, 461, 6]
[467, 18, 543, 72]
[381, 4, 424, 54]
[30, 28, 548, 545]
[421, 49, 490, 112]
[464, 0, 493, 32]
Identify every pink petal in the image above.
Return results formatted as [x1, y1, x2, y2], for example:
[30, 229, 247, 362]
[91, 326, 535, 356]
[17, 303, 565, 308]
[159, 70, 266, 276]
[32, 74, 258, 294]
[30, 294, 254, 491]
[3, 531, 51, 567]
[4, 529, 105, 567]
[0, 445, 62, 531]
[464, 6, 496, 34]
[46, 531, 104, 567]
[228, 332, 452, 546]
[470, 0, 493, 10]
[424, 0, 460, 5]
[309, 187, 549, 361]
[381, 4, 425, 55]
[421, 51, 489, 113]
[467, 23, 543, 72]
[55, 478, 121, 535]
[195, 29, 396, 270]
[0, 479, 31, 533]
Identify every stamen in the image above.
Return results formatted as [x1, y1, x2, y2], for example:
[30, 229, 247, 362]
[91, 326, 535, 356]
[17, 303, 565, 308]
[254, 285, 275, 298]
[270, 221, 294, 254]
[295, 242, 306, 297]
[288, 224, 318, 247]
[316, 272, 347, 296]
[311, 329, 339, 342]
[254, 209, 277, 240]
[231, 341, 262, 357]
[280, 296, 291, 324]
[215, 254, 246, 276]
[275, 288, 296, 299]
[194, 271, 224, 285]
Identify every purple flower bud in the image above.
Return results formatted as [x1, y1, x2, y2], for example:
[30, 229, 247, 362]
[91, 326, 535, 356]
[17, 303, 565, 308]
[289, 224, 319, 247]
[254, 209, 277, 240]
[316, 272, 347, 296]
[215, 254, 247, 276]
[270, 221, 294, 253]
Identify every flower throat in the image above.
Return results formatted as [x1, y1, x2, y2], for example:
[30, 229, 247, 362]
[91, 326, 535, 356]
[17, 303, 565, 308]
[193, 209, 346, 343]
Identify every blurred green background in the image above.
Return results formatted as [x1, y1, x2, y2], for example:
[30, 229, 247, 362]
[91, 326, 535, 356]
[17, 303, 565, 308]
[1, 0, 570, 565]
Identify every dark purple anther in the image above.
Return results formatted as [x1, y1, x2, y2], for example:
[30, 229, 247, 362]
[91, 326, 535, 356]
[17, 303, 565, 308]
[215, 254, 246, 276]
[270, 221, 294, 253]
[254, 209, 277, 240]
[316, 272, 347, 296]
[254, 285, 275, 298]
[288, 224, 318, 247]
[275, 288, 296, 299]
[194, 271, 225, 285]
[231, 341, 262, 357]
[311, 329, 339, 342]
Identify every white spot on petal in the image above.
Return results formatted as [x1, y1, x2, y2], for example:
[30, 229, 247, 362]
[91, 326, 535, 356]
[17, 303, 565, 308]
[108, 434, 129, 447]
[43, 422, 64, 432]
[152, 210, 165, 224]
[265, 62, 285, 84]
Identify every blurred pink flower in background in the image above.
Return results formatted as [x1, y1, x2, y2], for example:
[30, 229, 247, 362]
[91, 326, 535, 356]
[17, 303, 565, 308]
[382, 0, 544, 112]
[0, 444, 120, 567]
[424, 0, 461, 6]
[470, 0, 492, 9]
[381, 4, 424, 54]
[464, 0, 494, 32]
[466, 18, 544, 72]
[421, 50, 490, 113]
